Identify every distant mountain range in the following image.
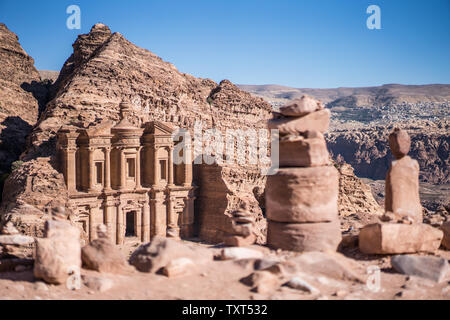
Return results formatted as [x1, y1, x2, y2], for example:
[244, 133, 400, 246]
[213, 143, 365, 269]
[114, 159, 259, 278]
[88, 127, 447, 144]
[39, 71, 450, 108]
[238, 83, 450, 107]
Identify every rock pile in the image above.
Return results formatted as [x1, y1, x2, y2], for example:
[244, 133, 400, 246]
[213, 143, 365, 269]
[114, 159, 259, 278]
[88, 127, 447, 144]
[359, 129, 443, 254]
[266, 96, 342, 252]
[224, 202, 256, 247]
[0, 221, 34, 258]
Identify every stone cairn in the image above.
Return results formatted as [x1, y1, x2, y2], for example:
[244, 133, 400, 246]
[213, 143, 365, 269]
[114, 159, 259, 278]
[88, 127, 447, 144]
[265, 95, 342, 252]
[224, 202, 256, 247]
[359, 128, 443, 254]
[0, 221, 35, 259]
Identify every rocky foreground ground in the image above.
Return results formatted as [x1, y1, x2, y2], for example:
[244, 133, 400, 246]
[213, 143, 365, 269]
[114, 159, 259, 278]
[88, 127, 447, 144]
[0, 237, 449, 300]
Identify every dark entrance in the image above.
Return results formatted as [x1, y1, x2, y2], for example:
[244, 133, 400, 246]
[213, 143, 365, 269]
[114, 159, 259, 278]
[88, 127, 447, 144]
[125, 211, 136, 237]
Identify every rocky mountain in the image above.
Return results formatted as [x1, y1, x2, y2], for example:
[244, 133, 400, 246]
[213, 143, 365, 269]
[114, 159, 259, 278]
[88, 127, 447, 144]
[0, 23, 41, 176]
[238, 83, 450, 108]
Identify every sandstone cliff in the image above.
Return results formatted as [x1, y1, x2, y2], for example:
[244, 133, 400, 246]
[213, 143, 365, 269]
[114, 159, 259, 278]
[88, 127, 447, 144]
[327, 119, 449, 184]
[3, 24, 272, 242]
[0, 23, 42, 178]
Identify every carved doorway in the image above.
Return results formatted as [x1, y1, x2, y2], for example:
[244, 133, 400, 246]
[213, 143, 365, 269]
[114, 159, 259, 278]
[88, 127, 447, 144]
[125, 210, 136, 237]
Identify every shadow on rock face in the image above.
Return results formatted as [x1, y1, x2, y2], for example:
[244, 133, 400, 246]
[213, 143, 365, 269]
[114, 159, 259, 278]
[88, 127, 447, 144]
[20, 80, 52, 118]
[0, 116, 32, 175]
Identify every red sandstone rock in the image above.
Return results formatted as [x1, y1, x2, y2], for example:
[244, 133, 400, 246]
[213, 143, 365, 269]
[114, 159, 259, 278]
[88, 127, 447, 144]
[279, 132, 330, 167]
[82, 239, 134, 274]
[441, 221, 450, 250]
[265, 167, 339, 223]
[279, 95, 323, 117]
[224, 234, 256, 247]
[267, 109, 330, 135]
[33, 220, 81, 285]
[240, 270, 281, 293]
[358, 223, 443, 254]
[266, 220, 342, 252]
[385, 156, 422, 224]
[389, 128, 411, 159]
[129, 236, 212, 273]
[161, 257, 195, 277]
[0, 23, 42, 177]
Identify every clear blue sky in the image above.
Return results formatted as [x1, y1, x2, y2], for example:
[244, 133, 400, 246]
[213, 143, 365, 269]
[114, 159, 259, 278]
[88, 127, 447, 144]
[1, 0, 449, 88]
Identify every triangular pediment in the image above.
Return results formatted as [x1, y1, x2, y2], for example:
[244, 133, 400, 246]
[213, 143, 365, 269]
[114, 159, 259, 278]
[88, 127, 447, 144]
[144, 121, 175, 135]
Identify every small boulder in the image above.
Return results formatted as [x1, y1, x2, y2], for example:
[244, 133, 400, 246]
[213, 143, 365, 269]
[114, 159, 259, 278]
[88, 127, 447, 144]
[285, 277, 319, 294]
[161, 258, 194, 277]
[391, 255, 449, 283]
[0, 234, 35, 246]
[389, 128, 411, 159]
[279, 95, 323, 117]
[219, 247, 264, 260]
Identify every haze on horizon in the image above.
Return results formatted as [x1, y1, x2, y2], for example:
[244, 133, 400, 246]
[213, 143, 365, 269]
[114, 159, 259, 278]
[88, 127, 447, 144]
[1, 0, 449, 88]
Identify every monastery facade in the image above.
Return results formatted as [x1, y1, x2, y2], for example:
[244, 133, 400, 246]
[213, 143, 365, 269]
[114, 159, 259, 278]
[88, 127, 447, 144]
[56, 101, 195, 244]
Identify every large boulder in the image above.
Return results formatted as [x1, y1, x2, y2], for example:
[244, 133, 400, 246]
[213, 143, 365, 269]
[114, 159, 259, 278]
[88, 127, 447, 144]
[81, 224, 133, 274]
[33, 220, 81, 284]
[359, 223, 443, 254]
[82, 240, 133, 274]
[391, 255, 449, 283]
[129, 236, 212, 273]
[441, 221, 450, 250]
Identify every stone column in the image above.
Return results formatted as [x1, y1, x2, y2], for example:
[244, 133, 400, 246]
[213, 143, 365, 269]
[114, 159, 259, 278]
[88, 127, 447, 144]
[183, 139, 193, 187]
[136, 147, 142, 189]
[104, 201, 114, 242]
[150, 193, 166, 236]
[88, 147, 95, 192]
[89, 204, 98, 242]
[119, 148, 126, 190]
[153, 147, 159, 186]
[166, 196, 179, 238]
[168, 147, 174, 186]
[104, 147, 111, 191]
[181, 196, 195, 238]
[65, 147, 77, 193]
[142, 202, 150, 242]
[116, 205, 124, 245]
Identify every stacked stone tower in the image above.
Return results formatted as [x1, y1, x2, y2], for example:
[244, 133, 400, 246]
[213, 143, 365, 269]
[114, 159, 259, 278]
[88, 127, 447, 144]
[265, 95, 342, 252]
[358, 128, 443, 254]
